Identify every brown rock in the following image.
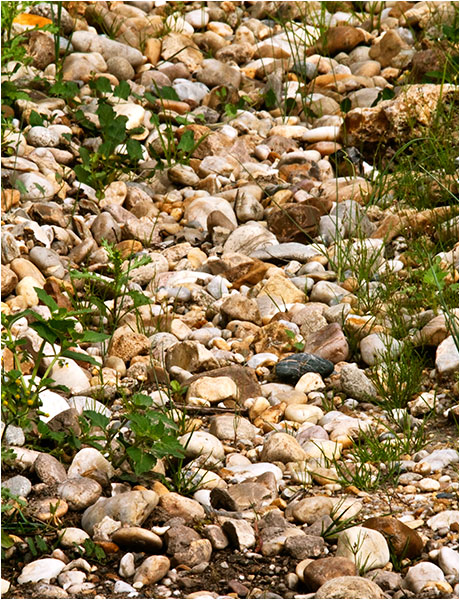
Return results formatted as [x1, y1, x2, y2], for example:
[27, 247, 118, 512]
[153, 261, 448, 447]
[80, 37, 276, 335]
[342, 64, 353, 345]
[303, 556, 357, 591]
[211, 473, 277, 511]
[27, 30, 55, 69]
[34, 454, 67, 486]
[184, 366, 261, 402]
[47, 408, 82, 436]
[108, 326, 150, 363]
[303, 323, 349, 364]
[230, 260, 269, 290]
[267, 204, 320, 243]
[252, 321, 293, 356]
[362, 516, 424, 559]
[220, 294, 262, 325]
[2, 266, 18, 296]
[369, 30, 411, 68]
[144, 38, 162, 65]
[1, 189, 20, 212]
[161, 33, 203, 71]
[173, 538, 212, 568]
[176, 124, 232, 160]
[314, 575, 384, 599]
[321, 26, 367, 56]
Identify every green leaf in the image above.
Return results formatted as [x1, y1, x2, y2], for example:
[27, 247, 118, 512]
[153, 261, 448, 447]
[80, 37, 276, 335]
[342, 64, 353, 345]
[80, 331, 110, 343]
[126, 138, 143, 161]
[60, 349, 100, 366]
[177, 129, 195, 153]
[29, 110, 44, 126]
[113, 80, 131, 100]
[91, 77, 112, 94]
[83, 410, 110, 430]
[29, 322, 57, 344]
[1, 531, 14, 549]
[128, 290, 152, 308]
[265, 88, 277, 109]
[340, 97, 352, 113]
[126, 447, 156, 475]
[34, 288, 58, 313]
[131, 392, 153, 408]
[158, 86, 180, 101]
[284, 328, 295, 339]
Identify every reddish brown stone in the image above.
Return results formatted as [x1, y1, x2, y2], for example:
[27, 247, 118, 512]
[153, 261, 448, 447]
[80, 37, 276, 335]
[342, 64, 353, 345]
[303, 323, 349, 364]
[303, 556, 357, 591]
[267, 203, 320, 243]
[363, 516, 424, 559]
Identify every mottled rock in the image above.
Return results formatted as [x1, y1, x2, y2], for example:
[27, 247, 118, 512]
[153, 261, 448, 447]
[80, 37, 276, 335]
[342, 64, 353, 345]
[58, 477, 102, 511]
[267, 204, 320, 243]
[340, 364, 376, 402]
[304, 323, 349, 364]
[303, 556, 357, 591]
[81, 490, 158, 536]
[314, 576, 384, 599]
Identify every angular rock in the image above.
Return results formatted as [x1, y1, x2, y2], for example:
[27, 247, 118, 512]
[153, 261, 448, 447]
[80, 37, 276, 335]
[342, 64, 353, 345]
[267, 204, 320, 243]
[166, 341, 219, 373]
[304, 323, 349, 364]
[222, 519, 256, 550]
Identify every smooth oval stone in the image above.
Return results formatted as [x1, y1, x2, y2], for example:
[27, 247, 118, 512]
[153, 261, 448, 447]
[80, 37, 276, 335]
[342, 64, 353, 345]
[112, 527, 163, 553]
[275, 353, 334, 382]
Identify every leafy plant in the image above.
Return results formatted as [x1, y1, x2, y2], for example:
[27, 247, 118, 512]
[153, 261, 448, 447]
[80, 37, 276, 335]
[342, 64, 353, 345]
[70, 240, 153, 341]
[1, 289, 109, 442]
[73, 77, 145, 200]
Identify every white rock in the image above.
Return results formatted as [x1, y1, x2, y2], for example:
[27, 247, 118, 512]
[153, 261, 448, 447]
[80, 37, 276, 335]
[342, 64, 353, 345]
[284, 404, 324, 424]
[17, 558, 66, 584]
[417, 477, 441, 492]
[49, 359, 90, 394]
[295, 372, 326, 393]
[12, 172, 58, 201]
[403, 562, 446, 594]
[336, 526, 390, 572]
[187, 376, 238, 403]
[38, 389, 70, 423]
[427, 510, 459, 531]
[1, 579, 10, 595]
[438, 547, 459, 579]
[360, 333, 401, 366]
[223, 462, 283, 483]
[59, 527, 90, 547]
[185, 8, 209, 28]
[119, 553, 136, 578]
[302, 126, 340, 142]
[178, 431, 225, 464]
[436, 335, 459, 375]
[247, 353, 279, 369]
[68, 448, 114, 484]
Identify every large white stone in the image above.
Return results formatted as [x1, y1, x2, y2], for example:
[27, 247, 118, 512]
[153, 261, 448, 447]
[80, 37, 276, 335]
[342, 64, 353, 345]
[336, 526, 390, 572]
[18, 558, 66, 584]
[436, 335, 459, 375]
[403, 562, 446, 594]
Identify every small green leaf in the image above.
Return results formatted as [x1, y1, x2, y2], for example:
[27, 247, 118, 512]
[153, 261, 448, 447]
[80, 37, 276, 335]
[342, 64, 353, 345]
[34, 288, 58, 313]
[113, 80, 131, 100]
[60, 349, 101, 366]
[80, 331, 110, 343]
[340, 97, 352, 113]
[29, 110, 44, 126]
[91, 77, 112, 94]
[83, 410, 110, 430]
[1, 531, 15, 549]
[126, 447, 156, 475]
[177, 129, 195, 153]
[158, 86, 180, 101]
[126, 138, 143, 161]
[265, 88, 278, 109]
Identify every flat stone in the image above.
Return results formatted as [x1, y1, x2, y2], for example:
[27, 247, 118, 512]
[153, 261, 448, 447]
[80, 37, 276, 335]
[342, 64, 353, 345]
[209, 414, 256, 441]
[158, 492, 206, 521]
[178, 431, 225, 465]
[267, 204, 320, 243]
[223, 222, 278, 255]
[275, 353, 335, 382]
[211, 475, 277, 511]
[291, 497, 334, 525]
[303, 323, 349, 364]
[17, 558, 66, 585]
[68, 448, 113, 487]
[222, 519, 256, 550]
[340, 364, 376, 402]
[112, 527, 163, 553]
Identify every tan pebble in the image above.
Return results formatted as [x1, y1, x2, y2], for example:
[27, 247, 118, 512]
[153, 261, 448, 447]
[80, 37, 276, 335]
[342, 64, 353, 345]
[296, 558, 314, 582]
[152, 481, 170, 496]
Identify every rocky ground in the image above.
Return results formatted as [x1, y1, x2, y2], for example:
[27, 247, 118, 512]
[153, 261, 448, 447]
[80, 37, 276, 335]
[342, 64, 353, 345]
[1, 1, 459, 599]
